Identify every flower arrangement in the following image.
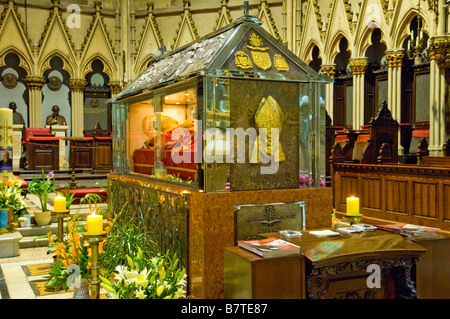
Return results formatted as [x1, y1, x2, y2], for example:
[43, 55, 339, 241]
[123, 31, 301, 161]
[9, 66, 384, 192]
[18, 216, 27, 223]
[100, 248, 187, 299]
[46, 213, 110, 291]
[28, 170, 56, 212]
[0, 178, 27, 216]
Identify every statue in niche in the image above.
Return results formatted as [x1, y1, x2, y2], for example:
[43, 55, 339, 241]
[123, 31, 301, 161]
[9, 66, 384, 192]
[46, 105, 67, 126]
[8, 102, 25, 125]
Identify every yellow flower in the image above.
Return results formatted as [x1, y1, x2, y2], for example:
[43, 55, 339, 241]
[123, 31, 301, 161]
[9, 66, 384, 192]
[156, 284, 165, 297]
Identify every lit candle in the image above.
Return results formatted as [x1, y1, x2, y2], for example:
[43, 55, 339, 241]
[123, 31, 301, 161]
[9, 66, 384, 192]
[346, 196, 360, 216]
[87, 212, 103, 235]
[53, 194, 66, 212]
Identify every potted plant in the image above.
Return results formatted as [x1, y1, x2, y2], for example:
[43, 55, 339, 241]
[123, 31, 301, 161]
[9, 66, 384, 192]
[18, 216, 28, 228]
[28, 170, 56, 225]
[0, 178, 28, 229]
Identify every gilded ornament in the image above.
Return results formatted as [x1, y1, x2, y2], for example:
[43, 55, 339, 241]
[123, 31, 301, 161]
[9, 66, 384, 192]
[234, 51, 253, 69]
[349, 58, 369, 75]
[250, 95, 285, 163]
[274, 54, 289, 72]
[251, 51, 272, 70]
[385, 51, 404, 68]
[247, 32, 268, 51]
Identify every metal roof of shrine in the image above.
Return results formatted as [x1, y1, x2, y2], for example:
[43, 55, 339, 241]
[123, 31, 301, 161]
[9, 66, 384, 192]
[114, 15, 331, 101]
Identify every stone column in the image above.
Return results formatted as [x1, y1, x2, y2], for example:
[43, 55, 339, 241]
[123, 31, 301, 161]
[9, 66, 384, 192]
[428, 35, 450, 155]
[385, 49, 404, 155]
[349, 58, 369, 130]
[69, 79, 86, 138]
[320, 65, 336, 122]
[24, 76, 46, 128]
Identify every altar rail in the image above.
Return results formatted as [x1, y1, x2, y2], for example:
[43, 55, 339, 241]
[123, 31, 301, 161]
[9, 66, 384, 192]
[332, 162, 450, 231]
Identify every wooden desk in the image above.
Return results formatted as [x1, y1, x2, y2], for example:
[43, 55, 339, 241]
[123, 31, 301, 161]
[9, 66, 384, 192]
[66, 137, 93, 169]
[26, 137, 60, 170]
[224, 246, 305, 299]
[256, 230, 426, 299]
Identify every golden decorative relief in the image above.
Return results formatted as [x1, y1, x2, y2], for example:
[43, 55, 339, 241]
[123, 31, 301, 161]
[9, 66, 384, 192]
[251, 95, 285, 163]
[251, 51, 272, 70]
[274, 54, 289, 72]
[247, 32, 268, 51]
[234, 51, 253, 69]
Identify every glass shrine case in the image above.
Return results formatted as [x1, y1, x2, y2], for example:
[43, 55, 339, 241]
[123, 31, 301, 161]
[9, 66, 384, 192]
[112, 15, 331, 193]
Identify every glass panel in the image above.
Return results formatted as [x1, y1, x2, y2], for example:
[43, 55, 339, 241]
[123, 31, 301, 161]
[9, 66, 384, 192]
[204, 77, 231, 192]
[377, 79, 388, 110]
[415, 73, 430, 122]
[126, 82, 199, 186]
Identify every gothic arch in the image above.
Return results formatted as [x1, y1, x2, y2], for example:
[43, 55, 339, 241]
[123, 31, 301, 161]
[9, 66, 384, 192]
[359, 27, 387, 59]
[0, 47, 32, 75]
[391, 4, 432, 49]
[38, 51, 75, 79]
[81, 54, 115, 80]
[327, 32, 351, 65]
[303, 40, 322, 65]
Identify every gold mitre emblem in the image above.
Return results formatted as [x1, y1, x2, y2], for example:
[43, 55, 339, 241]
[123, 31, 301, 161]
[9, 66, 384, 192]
[250, 95, 285, 163]
[274, 54, 289, 72]
[235, 51, 253, 69]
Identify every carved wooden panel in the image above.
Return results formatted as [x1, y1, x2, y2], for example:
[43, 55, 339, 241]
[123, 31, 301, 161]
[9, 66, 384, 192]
[413, 181, 437, 219]
[361, 177, 381, 210]
[444, 184, 450, 222]
[385, 179, 408, 215]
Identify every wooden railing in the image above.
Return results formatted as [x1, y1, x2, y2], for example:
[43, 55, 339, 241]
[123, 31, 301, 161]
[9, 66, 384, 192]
[331, 162, 450, 231]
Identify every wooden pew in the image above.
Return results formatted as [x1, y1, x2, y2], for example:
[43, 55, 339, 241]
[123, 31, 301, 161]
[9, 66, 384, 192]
[417, 138, 450, 166]
[330, 101, 398, 165]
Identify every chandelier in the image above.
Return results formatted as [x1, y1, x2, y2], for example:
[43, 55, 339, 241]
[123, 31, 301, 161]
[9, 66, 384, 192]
[406, 1, 427, 64]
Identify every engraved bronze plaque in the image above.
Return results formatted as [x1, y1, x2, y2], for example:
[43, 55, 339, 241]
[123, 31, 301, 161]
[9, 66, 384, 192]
[234, 201, 305, 241]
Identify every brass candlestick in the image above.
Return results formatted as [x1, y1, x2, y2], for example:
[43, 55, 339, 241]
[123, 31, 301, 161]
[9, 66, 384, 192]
[51, 210, 70, 243]
[342, 213, 364, 226]
[83, 231, 107, 299]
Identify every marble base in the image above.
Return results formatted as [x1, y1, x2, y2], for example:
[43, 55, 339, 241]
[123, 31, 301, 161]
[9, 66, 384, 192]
[0, 231, 22, 258]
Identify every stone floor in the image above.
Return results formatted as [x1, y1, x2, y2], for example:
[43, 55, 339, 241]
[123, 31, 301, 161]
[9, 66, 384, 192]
[0, 170, 108, 299]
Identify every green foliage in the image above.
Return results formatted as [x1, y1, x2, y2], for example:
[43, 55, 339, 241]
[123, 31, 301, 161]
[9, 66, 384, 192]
[28, 169, 56, 212]
[99, 213, 157, 277]
[0, 179, 27, 215]
[100, 248, 187, 299]
[46, 259, 70, 292]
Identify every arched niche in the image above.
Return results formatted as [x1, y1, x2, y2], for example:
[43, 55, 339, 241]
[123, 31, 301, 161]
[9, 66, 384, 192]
[333, 37, 352, 127]
[400, 15, 430, 160]
[308, 46, 322, 73]
[42, 56, 71, 133]
[364, 28, 388, 125]
[84, 59, 111, 132]
[0, 52, 29, 126]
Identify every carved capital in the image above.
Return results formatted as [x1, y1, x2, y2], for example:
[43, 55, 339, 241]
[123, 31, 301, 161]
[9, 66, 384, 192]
[68, 79, 86, 92]
[429, 36, 450, 69]
[109, 81, 123, 95]
[349, 58, 368, 75]
[320, 65, 336, 78]
[24, 76, 46, 90]
[385, 50, 404, 68]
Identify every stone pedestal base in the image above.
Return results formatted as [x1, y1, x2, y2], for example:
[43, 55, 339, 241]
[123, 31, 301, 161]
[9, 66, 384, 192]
[47, 125, 69, 169]
[12, 124, 24, 171]
[0, 231, 22, 258]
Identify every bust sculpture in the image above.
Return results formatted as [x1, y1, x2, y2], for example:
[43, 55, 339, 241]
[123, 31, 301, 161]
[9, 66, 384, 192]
[8, 102, 26, 125]
[46, 105, 67, 126]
